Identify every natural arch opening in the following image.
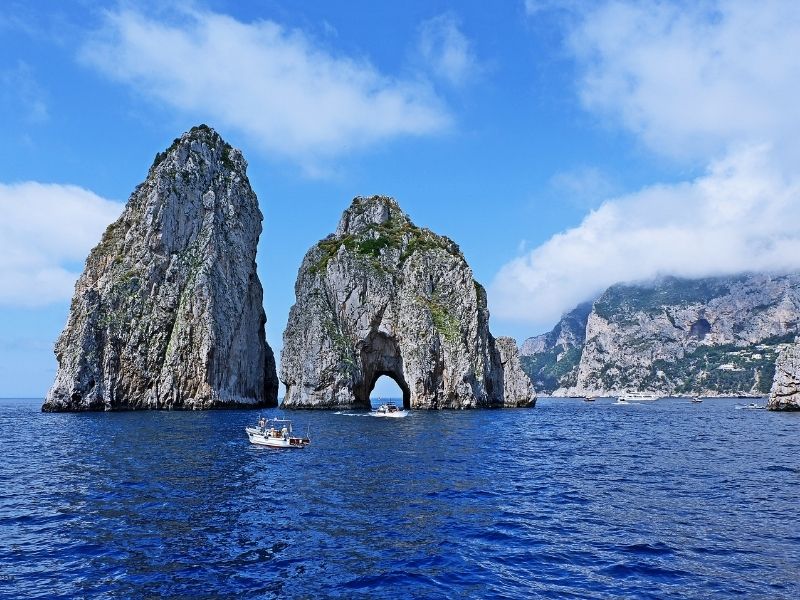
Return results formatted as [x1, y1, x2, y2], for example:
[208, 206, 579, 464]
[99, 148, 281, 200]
[354, 332, 411, 409]
[369, 373, 410, 409]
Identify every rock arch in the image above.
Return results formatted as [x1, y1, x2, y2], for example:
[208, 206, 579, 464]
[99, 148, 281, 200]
[353, 331, 411, 409]
[280, 196, 535, 410]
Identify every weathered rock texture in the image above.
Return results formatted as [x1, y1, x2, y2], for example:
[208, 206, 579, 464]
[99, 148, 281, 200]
[280, 196, 535, 409]
[769, 339, 800, 410]
[43, 125, 278, 411]
[521, 274, 800, 397]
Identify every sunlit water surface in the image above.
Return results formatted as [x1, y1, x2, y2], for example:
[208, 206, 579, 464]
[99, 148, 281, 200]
[1, 397, 798, 599]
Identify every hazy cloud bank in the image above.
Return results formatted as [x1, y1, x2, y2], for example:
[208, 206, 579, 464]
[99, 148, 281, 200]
[492, 0, 800, 329]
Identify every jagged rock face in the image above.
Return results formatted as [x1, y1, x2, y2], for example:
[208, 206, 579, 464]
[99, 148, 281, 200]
[520, 301, 591, 357]
[43, 125, 278, 411]
[769, 340, 800, 410]
[520, 302, 592, 392]
[280, 196, 535, 409]
[522, 274, 800, 396]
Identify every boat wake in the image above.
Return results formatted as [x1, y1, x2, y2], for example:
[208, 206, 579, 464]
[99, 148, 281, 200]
[334, 411, 409, 418]
[333, 411, 372, 417]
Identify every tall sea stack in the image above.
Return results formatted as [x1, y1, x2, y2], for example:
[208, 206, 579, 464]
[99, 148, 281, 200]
[280, 195, 535, 409]
[43, 125, 278, 411]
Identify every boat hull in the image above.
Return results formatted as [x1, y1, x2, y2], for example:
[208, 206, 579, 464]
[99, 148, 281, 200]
[245, 427, 309, 448]
[373, 410, 408, 418]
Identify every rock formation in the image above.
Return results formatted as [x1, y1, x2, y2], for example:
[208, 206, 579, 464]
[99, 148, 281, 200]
[280, 196, 534, 409]
[768, 340, 800, 410]
[521, 274, 800, 396]
[43, 125, 278, 411]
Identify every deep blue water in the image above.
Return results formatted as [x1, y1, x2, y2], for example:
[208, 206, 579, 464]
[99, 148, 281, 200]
[0, 397, 798, 599]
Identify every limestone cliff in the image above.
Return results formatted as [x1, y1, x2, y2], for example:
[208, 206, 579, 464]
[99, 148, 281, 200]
[519, 301, 592, 392]
[43, 125, 278, 411]
[280, 196, 535, 409]
[768, 340, 800, 410]
[521, 274, 800, 396]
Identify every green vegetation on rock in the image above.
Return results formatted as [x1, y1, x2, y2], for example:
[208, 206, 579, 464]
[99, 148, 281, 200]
[521, 346, 582, 392]
[419, 294, 460, 344]
[594, 276, 742, 320]
[309, 212, 462, 274]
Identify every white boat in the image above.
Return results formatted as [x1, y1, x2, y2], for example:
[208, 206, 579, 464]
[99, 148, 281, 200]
[737, 402, 766, 410]
[373, 401, 407, 418]
[617, 391, 661, 402]
[246, 418, 310, 448]
[690, 396, 703, 403]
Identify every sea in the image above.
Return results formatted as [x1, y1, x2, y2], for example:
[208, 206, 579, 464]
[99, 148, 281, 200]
[0, 397, 798, 599]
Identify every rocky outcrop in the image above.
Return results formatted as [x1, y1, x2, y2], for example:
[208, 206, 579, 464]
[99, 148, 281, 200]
[519, 302, 592, 392]
[43, 125, 278, 411]
[520, 301, 591, 357]
[280, 196, 535, 409]
[769, 340, 800, 410]
[522, 274, 800, 396]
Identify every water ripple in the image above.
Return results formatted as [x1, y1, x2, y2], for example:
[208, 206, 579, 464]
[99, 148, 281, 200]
[0, 397, 798, 599]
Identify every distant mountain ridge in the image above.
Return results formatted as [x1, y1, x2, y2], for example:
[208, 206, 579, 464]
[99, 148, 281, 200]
[520, 273, 800, 397]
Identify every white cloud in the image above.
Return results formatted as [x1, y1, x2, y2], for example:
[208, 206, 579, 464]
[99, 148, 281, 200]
[80, 8, 451, 171]
[416, 13, 478, 86]
[569, 0, 800, 163]
[491, 145, 800, 327]
[0, 183, 122, 307]
[493, 1, 800, 329]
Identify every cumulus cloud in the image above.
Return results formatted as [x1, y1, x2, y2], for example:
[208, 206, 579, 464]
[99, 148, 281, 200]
[0, 182, 122, 307]
[80, 8, 450, 171]
[494, 1, 800, 328]
[491, 145, 800, 326]
[416, 13, 478, 86]
[569, 0, 800, 163]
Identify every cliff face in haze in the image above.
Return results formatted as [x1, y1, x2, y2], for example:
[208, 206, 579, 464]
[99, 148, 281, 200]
[44, 125, 278, 411]
[280, 195, 535, 409]
[521, 274, 800, 396]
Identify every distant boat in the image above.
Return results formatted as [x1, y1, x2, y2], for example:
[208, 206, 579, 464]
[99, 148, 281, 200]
[738, 402, 766, 410]
[246, 417, 310, 448]
[690, 396, 703, 403]
[583, 396, 596, 402]
[618, 392, 660, 402]
[374, 401, 407, 418]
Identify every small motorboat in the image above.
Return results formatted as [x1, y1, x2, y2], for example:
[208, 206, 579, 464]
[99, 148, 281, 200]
[246, 417, 310, 448]
[583, 396, 597, 402]
[613, 397, 629, 405]
[373, 401, 407, 418]
[738, 402, 766, 410]
[690, 396, 703, 403]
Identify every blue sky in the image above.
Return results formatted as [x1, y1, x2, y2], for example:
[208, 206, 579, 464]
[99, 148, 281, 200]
[2, 1, 799, 397]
